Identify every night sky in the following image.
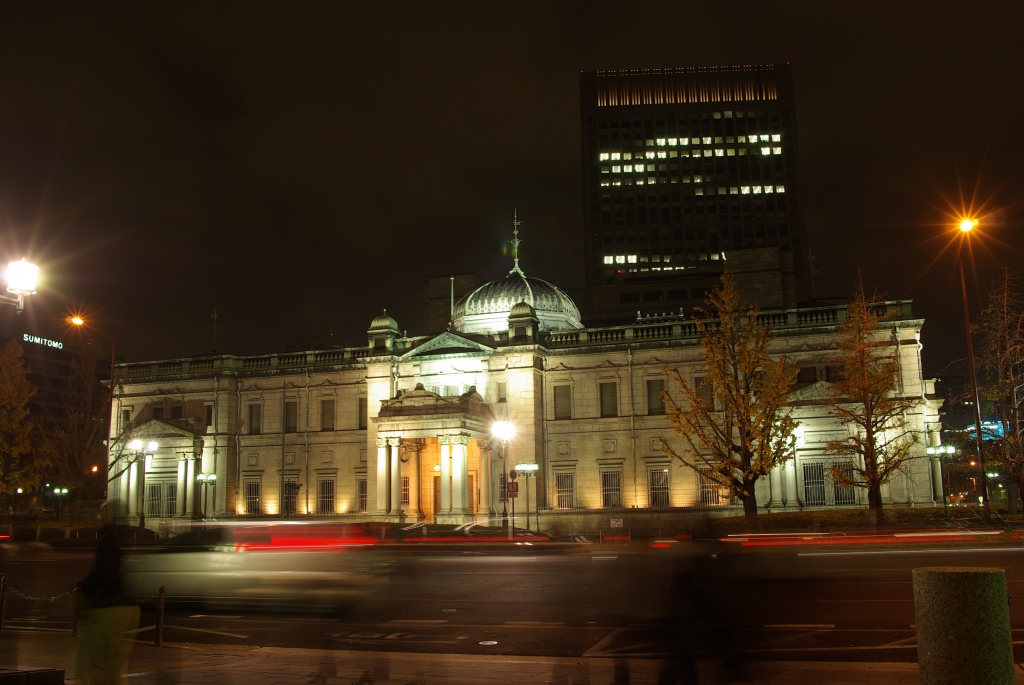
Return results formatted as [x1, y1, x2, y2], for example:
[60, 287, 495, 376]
[0, 2, 1020, 377]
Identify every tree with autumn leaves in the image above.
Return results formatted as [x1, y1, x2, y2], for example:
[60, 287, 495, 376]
[659, 272, 798, 522]
[822, 283, 919, 525]
[0, 340, 44, 511]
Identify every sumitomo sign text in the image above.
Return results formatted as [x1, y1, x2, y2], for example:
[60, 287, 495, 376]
[23, 334, 63, 350]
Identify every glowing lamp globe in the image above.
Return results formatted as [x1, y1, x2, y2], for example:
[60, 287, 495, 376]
[492, 421, 516, 442]
[959, 219, 977, 233]
[129, 439, 143, 450]
[6, 259, 38, 295]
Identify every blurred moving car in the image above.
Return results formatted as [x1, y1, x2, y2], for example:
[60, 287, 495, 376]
[122, 522, 388, 610]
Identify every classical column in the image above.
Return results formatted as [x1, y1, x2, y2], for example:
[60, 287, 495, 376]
[411, 444, 422, 517]
[451, 436, 470, 514]
[439, 436, 452, 513]
[389, 437, 403, 518]
[176, 458, 187, 517]
[782, 460, 794, 506]
[931, 457, 943, 504]
[376, 437, 389, 515]
[480, 441, 492, 515]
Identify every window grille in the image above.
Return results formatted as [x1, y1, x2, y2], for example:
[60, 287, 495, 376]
[356, 478, 367, 513]
[283, 479, 299, 516]
[244, 479, 261, 515]
[401, 476, 410, 505]
[554, 385, 572, 419]
[204, 405, 213, 427]
[498, 472, 508, 502]
[648, 468, 670, 507]
[165, 482, 178, 516]
[555, 471, 575, 509]
[146, 483, 162, 517]
[318, 478, 336, 515]
[600, 382, 618, 417]
[358, 397, 367, 429]
[803, 463, 826, 506]
[601, 471, 622, 507]
[833, 461, 857, 505]
[647, 379, 666, 415]
[698, 468, 721, 506]
[497, 382, 507, 403]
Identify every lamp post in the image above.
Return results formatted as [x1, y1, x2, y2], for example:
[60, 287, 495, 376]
[69, 315, 117, 503]
[491, 421, 515, 537]
[3, 259, 39, 314]
[957, 218, 989, 514]
[926, 445, 957, 513]
[196, 473, 217, 520]
[515, 462, 539, 531]
[53, 487, 68, 520]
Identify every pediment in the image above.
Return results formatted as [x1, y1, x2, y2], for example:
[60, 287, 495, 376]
[789, 381, 833, 402]
[402, 332, 494, 358]
[125, 419, 203, 442]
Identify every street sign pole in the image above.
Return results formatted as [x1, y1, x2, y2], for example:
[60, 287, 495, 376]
[514, 464, 539, 533]
[508, 469, 518, 540]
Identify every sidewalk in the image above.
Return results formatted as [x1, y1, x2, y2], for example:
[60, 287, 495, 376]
[3, 633, 1023, 685]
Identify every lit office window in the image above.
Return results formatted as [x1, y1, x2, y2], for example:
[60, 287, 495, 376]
[656, 138, 666, 146]
[773, 147, 782, 155]
[764, 185, 774, 194]
[645, 151, 655, 159]
[761, 147, 771, 155]
[753, 186, 762, 194]
[771, 134, 781, 142]
[747, 135, 757, 143]
[741, 186, 751, 194]
[603, 255, 613, 264]
[714, 149, 724, 157]
[730, 187, 739, 194]
[635, 164, 645, 172]
[599, 153, 609, 161]
[776, 185, 786, 193]
[612, 166, 621, 173]
[726, 148, 735, 156]
[627, 255, 637, 263]
[657, 151, 667, 159]
[611, 152, 621, 160]
[615, 255, 625, 264]
[702, 136, 711, 144]
[668, 138, 677, 146]
[624, 165, 632, 172]
[760, 134, 769, 142]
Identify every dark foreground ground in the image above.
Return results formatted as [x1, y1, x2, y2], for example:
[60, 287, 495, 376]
[3, 538, 1024, 663]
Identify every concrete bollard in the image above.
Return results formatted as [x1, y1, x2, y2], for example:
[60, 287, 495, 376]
[913, 567, 1014, 685]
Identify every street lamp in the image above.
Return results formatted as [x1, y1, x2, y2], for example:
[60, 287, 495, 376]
[72, 315, 119, 504]
[956, 218, 989, 514]
[196, 473, 217, 519]
[4, 259, 39, 314]
[53, 487, 69, 520]
[491, 421, 515, 537]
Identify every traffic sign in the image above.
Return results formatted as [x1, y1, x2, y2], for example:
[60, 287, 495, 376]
[515, 462, 539, 472]
[509, 470, 518, 481]
[507, 481, 519, 497]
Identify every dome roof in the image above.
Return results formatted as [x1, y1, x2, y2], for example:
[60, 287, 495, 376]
[509, 301, 537, 318]
[453, 270, 582, 334]
[369, 310, 399, 332]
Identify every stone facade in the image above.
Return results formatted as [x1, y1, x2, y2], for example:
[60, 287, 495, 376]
[108, 295, 944, 534]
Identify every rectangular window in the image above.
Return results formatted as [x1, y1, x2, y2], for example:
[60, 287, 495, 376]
[833, 461, 857, 505]
[204, 405, 213, 427]
[358, 397, 367, 429]
[122, 409, 131, 429]
[600, 382, 618, 418]
[318, 478, 336, 515]
[803, 463, 826, 506]
[554, 385, 572, 420]
[146, 483, 162, 517]
[698, 469, 721, 506]
[601, 471, 622, 508]
[321, 399, 335, 431]
[499, 472, 508, 502]
[165, 482, 177, 517]
[152, 407, 164, 421]
[248, 404, 261, 435]
[284, 401, 298, 433]
[694, 376, 714, 406]
[283, 479, 298, 516]
[244, 479, 261, 515]
[646, 379, 666, 415]
[497, 382, 507, 403]
[797, 367, 818, 383]
[555, 471, 575, 509]
[356, 478, 367, 513]
[170, 406, 183, 420]
[648, 469, 671, 508]
[401, 476, 410, 505]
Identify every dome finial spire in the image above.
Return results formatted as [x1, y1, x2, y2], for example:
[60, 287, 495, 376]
[509, 209, 524, 275]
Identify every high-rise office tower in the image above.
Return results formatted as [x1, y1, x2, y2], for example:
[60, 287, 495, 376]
[579, 64, 808, 322]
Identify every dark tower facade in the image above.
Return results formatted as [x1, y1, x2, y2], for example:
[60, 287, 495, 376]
[579, 64, 808, 322]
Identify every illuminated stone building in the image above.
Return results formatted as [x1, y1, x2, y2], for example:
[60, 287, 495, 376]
[579, 64, 808, 325]
[107, 232, 944, 534]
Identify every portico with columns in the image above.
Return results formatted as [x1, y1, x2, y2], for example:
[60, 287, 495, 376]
[373, 383, 496, 524]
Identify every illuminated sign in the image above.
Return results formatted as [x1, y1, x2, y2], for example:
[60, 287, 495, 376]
[23, 334, 63, 350]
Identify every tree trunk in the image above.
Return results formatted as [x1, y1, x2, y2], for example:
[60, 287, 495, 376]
[741, 476, 758, 521]
[867, 485, 884, 528]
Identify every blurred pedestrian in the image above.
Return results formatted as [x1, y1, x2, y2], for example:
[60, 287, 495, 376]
[75, 518, 140, 685]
